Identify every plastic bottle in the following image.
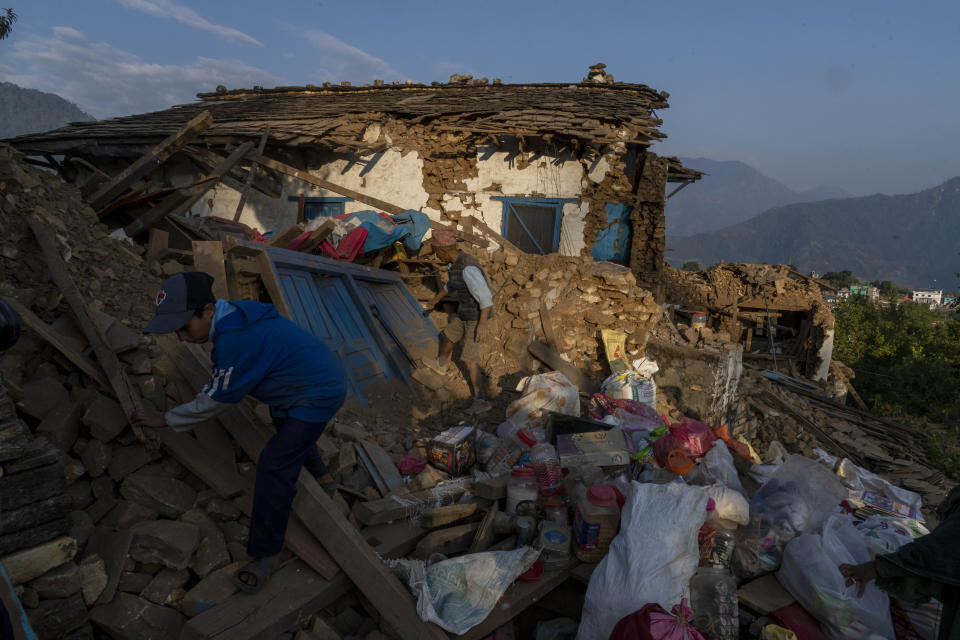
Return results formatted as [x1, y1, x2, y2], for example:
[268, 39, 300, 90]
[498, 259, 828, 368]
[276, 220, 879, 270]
[486, 428, 535, 476]
[529, 439, 562, 496]
[506, 467, 538, 513]
[689, 566, 739, 640]
[542, 494, 568, 524]
[573, 484, 620, 563]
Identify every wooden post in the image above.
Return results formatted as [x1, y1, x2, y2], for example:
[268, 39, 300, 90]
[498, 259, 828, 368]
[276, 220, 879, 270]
[145, 228, 169, 264]
[27, 216, 145, 441]
[123, 141, 255, 237]
[233, 126, 271, 222]
[191, 241, 230, 300]
[296, 193, 306, 224]
[87, 111, 213, 210]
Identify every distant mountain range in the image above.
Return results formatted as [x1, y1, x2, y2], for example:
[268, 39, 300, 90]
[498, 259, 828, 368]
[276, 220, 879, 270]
[668, 177, 960, 288]
[666, 157, 849, 236]
[0, 82, 93, 140]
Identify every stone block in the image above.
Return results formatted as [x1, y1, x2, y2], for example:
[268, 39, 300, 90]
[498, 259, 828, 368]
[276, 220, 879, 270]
[91, 475, 115, 499]
[68, 479, 93, 510]
[180, 561, 240, 618]
[20, 377, 69, 421]
[331, 422, 368, 443]
[118, 571, 153, 594]
[37, 403, 83, 451]
[191, 529, 230, 578]
[81, 395, 128, 443]
[1, 535, 77, 584]
[79, 554, 108, 605]
[20, 586, 39, 609]
[30, 561, 82, 599]
[129, 520, 201, 570]
[204, 498, 241, 522]
[107, 445, 156, 481]
[221, 521, 248, 546]
[83, 527, 133, 605]
[141, 568, 190, 606]
[81, 439, 112, 478]
[330, 442, 357, 476]
[70, 510, 94, 546]
[26, 593, 87, 640]
[89, 592, 185, 640]
[3, 437, 60, 475]
[62, 455, 85, 484]
[101, 501, 158, 530]
[120, 470, 196, 518]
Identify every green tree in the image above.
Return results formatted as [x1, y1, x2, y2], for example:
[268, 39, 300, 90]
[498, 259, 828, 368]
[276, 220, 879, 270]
[0, 8, 15, 40]
[823, 270, 858, 289]
[681, 261, 703, 272]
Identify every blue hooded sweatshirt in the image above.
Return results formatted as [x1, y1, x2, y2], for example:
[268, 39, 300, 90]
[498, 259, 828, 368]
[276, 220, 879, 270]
[165, 300, 346, 430]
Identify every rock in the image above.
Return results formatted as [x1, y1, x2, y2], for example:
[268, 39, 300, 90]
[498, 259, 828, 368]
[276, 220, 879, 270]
[89, 592, 185, 640]
[81, 395, 128, 443]
[332, 422, 368, 442]
[330, 442, 357, 476]
[65, 623, 96, 640]
[1, 535, 77, 585]
[3, 436, 60, 474]
[20, 586, 39, 609]
[107, 445, 156, 481]
[204, 498, 241, 522]
[409, 464, 450, 491]
[83, 527, 132, 605]
[504, 253, 519, 266]
[67, 479, 93, 510]
[226, 542, 248, 563]
[191, 529, 230, 578]
[120, 470, 196, 518]
[118, 571, 153, 594]
[30, 561, 82, 599]
[101, 501, 158, 530]
[27, 593, 87, 640]
[221, 521, 248, 546]
[70, 510, 94, 546]
[79, 554, 108, 605]
[62, 456, 86, 484]
[180, 561, 240, 617]
[333, 607, 366, 636]
[20, 377, 70, 421]
[141, 568, 190, 606]
[91, 475, 115, 499]
[81, 439, 112, 477]
[37, 403, 83, 451]
[683, 327, 700, 344]
[129, 520, 200, 570]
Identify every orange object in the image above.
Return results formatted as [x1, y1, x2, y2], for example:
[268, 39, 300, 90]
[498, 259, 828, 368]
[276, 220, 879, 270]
[667, 449, 695, 474]
[712, 424, 753, 461]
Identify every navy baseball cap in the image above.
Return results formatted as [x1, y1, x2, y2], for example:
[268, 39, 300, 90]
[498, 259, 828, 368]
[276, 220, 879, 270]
[144, 272, 216, 334]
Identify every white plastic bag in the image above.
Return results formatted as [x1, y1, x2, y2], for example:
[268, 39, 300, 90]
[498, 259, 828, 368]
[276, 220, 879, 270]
[696, 441, 748, 498]
[578, 482, 708, 640]
[813, 449, 923, 513]
[601, 370, 657, 408]
[395, 547, 540, 635]
[707, 484, 750, 527]
[777, 514, 894, 640]
[855, 515, 929, 557]
[506, 371, 579, 430]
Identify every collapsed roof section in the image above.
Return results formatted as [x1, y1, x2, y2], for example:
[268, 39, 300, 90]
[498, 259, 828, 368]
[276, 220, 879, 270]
[8, 78, 671, 156]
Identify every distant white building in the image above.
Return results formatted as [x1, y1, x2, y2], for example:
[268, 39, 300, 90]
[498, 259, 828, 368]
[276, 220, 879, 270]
[912, 289, 943, 308]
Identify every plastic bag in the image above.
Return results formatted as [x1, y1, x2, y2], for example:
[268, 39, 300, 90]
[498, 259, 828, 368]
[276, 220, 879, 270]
[608, 600, 707, 640]
[506, 372, 579, 431]
[578, 483, 708, 640]
[776, 514, 894, 640]
[396, 455, 427, 476]
[395, 547, 540, 635]
[733, 455, 847, 580]
[695, 441, 748, 498]
[855, 515, 928, 557]
[706, 484, 750, 527]
[653, 418, 717, 468]
[601, 370, 657, 408]
[535, 618, 580, 640]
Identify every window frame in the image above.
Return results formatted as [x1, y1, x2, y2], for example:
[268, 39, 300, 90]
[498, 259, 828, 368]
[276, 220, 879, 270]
[287, 196, 353, 222]
[493, 196, 576, 255]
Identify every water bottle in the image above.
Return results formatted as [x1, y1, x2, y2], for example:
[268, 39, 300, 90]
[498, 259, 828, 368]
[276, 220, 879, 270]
[689, 566, 738, 639]
[529, 440, 562, 496]
[486, 427, 535, 476]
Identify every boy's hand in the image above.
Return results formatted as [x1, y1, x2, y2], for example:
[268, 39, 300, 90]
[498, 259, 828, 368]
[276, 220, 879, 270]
[840, 561, 878, 597]
[131, 410, 168, 429]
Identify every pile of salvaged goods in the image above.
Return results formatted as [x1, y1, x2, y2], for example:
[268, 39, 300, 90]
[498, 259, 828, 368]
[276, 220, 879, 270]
[0, 142, 955, 640]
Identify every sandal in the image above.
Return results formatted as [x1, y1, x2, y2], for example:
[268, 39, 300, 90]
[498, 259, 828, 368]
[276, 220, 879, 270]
[231, 557, 279, 594]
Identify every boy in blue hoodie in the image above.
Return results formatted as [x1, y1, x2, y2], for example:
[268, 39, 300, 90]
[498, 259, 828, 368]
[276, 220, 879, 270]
[131, 272, 346, 593]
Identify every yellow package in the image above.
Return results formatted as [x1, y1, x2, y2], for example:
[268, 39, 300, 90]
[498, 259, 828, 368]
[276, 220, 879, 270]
[601, 329, 629, 373]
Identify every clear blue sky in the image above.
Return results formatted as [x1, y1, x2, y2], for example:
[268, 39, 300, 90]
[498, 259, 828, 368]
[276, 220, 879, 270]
[2, 0, 958, 196]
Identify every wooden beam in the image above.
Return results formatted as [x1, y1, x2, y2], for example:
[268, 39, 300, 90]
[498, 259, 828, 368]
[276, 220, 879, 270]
[124, 141, 255, 238]
[27, 216, 145, 441]
[831, 361, 869, 411]
[191, 241, 230, 300]
[254, 154, 406, 215]
[462, 214, 521, 253]
[87, 111, 213, 210]
[267, 225, 305, 248]
[0, 296, 111, 391]
[232, 126, 271, 222]
[146, 228, 170, 264]
[184, 146, 281, 199]
[297, 220, 335, 254]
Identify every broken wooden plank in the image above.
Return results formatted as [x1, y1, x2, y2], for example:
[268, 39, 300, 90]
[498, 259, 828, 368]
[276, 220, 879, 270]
[737, 574, 795, 615]
[831, 361, 869, 411]
[87, 111, 213, 210]
[539, 301, 558, 351]
[469, 501, 499, 553]
[27, 216, 145, 441]
[254, 248, 293, 319]
[0, 296, 111, 391]
[420, 503, 481, 529]
[267, 225, 305, 248]
[358, 440, 404, 496]
[462, 214, 521, 253]
[146, 228, 170, 264]
[296, 220, 335, 254]
[354, 484, 472, 526]
[232, 126, 271, 222]
[255, 154, 406, 215]
[124, 141, 256, 238]
[155, 430, 243, 499]
[414, 522, 481, 559]
[191, 241, 230, 300]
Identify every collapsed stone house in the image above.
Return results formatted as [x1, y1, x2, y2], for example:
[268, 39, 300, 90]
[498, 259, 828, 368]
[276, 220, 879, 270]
[8, 65, 700, 296]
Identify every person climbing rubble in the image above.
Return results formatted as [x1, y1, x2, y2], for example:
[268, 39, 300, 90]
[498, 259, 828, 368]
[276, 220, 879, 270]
[420, 228, 494, 414]
[840, 484, 960, 640]
[129, 272, 346, 594]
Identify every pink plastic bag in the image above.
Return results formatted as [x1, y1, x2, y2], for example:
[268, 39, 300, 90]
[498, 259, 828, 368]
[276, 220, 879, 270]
[396, 455, 427, 476]
[609, 600, 707, 640]
[653, 418, 717, 468]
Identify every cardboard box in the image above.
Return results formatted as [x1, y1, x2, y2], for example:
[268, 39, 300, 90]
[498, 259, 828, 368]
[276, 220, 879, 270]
[428, 426, 476, 475]
[557, 430, 634, 468]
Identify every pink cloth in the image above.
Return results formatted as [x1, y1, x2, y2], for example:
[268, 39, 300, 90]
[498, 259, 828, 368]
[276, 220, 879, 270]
[320, 227, 368, 262]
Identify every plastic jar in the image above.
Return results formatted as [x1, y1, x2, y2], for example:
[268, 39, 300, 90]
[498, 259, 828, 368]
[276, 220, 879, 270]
[542, 495, 568, 524]
[573, 484, 620, 563]
[689, 566, 738, 640]
[506, 467, 538, 513]
[529, 440, 562, 496]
